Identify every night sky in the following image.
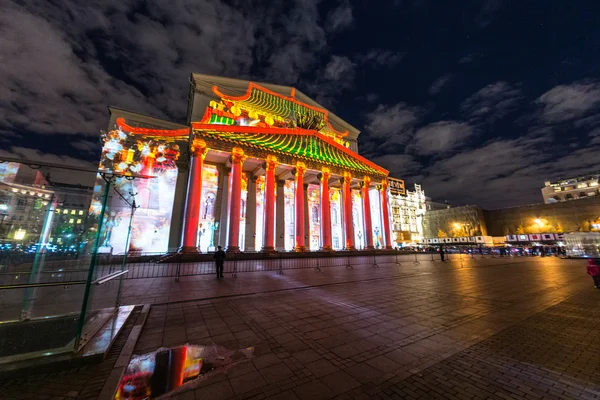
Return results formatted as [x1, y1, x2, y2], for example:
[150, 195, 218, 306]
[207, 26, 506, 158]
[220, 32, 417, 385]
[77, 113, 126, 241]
[1, 0, 599, 209]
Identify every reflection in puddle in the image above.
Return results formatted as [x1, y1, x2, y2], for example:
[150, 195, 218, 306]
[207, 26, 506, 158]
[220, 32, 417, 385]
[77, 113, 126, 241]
[115, 344, 254, 399]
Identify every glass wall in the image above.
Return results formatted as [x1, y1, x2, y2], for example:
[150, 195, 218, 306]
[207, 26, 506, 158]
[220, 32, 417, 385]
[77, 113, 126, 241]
[0, 161, 136, 362]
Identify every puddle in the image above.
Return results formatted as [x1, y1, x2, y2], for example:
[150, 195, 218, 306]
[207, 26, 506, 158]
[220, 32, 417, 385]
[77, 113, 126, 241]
[114, 343, 254, 399]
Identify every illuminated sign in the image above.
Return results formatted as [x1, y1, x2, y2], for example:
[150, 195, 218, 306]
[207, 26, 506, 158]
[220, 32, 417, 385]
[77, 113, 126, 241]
[388, 178, 406, 196]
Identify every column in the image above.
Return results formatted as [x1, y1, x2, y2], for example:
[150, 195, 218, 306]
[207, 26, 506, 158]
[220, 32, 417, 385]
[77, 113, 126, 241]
[380, 179, 393, 249]
[360, 177, 374, 250]
[262, 155, 277, 252]
[304, 184, 310, 250]
[294, 162, 307, 251]
[244, 175, 257, 252]
[226, 147, 246, 253]
[216, 166, 230, 247]
[179, 139, 208, 253]
[319, 168, 332, 251]
[342, 172, 355, 250]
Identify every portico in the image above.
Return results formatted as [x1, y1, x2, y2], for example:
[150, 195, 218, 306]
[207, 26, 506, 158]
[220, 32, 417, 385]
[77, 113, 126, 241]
[98, 74, 396, 255]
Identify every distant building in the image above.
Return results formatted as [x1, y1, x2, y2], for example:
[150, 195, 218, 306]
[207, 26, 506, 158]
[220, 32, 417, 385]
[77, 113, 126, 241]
[389, 183, 426, 245]
[542, 171, 600, 203]
[0, 162, 93, 249]
[426, 198, 451, 211]
[422, 196, 600, 241]
[423, 205, 487, 239]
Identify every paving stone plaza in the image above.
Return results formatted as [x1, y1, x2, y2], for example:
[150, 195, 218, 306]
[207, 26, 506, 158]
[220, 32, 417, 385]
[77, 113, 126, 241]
[1, 256, 599, 399]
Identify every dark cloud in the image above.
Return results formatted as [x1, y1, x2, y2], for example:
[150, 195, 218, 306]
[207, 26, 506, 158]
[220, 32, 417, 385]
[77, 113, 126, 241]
[537, 81, 600, 124]
[359, 49, 405, 68]
[325, 0, 354, 32]
[428, 74, 453, 95]
[364, 103, 423, 142]
[409, 121, 473, 156]
[460, 81, 523, 123]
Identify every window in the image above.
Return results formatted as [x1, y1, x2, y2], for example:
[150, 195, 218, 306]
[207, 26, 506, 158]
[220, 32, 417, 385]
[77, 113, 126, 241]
[76, 219, 82, 224]
[16, 198, 26, 210]
[78, 210, 83, 215]
[71, 210, 76, 215]
[69, 218, 74, 223]
[55, 208, 60, 213]
[63, 209, 68, 214]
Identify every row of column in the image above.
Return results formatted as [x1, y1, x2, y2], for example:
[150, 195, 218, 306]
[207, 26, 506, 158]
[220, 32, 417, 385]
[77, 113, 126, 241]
[180, 144, 392, 253]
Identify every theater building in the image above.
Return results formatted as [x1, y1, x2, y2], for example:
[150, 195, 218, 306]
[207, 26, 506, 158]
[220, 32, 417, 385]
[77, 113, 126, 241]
[94, 74, 396, 254]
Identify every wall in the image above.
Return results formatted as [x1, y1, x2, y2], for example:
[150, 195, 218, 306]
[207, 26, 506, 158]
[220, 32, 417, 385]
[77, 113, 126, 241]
[485, 196, 600, 235]
[423, 205, 487, 238]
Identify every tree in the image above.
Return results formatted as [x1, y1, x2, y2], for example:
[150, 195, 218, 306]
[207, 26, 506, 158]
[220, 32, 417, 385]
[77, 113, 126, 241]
[437, 229, 448, 238]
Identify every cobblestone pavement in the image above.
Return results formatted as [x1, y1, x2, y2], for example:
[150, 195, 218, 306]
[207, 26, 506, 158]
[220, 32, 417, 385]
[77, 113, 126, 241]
[2, 256, 599, 399]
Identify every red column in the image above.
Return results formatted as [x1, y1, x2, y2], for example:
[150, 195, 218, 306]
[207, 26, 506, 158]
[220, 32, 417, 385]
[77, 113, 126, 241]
[361, 176, 374, 250]
[227, 148, 246, 253]
[262, 155, 278, 252]
[138, 146, 155, 209]
[380, 179, 392, 249]
[294, 162, 307, 252]
[342, 172, 356, 250]
[320, 168, 332, 251]
[180, 139, 208, 253]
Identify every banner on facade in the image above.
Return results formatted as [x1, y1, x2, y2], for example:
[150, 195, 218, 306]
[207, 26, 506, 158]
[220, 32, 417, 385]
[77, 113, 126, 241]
[388, 178, 406, 196]
[506, 235, 518, 242]
[541, 234, 555, 241]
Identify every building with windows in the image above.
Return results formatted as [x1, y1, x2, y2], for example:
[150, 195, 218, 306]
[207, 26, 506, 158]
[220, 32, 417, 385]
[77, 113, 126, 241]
[0, 162, 93, 250]
[542, 171, 600, 203]
[95, 74, 396, 254]
[389, 183, 426, 246]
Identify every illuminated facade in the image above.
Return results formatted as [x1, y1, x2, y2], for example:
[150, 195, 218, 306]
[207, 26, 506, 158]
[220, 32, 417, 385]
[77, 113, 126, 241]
[96, 74, 395, 254]
[389, 183, 426, 246]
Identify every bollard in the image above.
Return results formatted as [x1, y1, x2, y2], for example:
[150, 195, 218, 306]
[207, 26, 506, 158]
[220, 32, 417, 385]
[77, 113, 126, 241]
[278, 254, 284, 274]
[175, 258, 181, 282]
[315, 256, 321, 272]
[430, 252, 436, 263]
[373, 250, 379, 268]
[395, 250, 401, 266]
[347, 255, 353, 269]
[413, 251, 420, 265]
[232, 254, 238, 278]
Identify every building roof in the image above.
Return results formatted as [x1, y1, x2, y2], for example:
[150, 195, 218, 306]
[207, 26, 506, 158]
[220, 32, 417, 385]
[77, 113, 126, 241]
[190, 73, 361, 141]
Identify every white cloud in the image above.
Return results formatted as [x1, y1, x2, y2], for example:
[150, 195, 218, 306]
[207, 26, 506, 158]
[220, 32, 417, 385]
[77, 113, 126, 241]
[365, 103, 422, 140]
[360, 49, 405, 68]
[429, 74, 453, 95]
[370, 154, 422, 178]
[410, 121, 473, 156]
[325, 0, 354, 32]
[323, 56, 356, 84]
[461, 81, 522, 123]
[537, 81, 600, 123]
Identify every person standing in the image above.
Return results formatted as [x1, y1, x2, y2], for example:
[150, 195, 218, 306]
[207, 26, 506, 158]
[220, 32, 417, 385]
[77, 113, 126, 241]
[440, 245, 445, 262]
[213, 246, 226, 278]
[587, 259, 600, 289]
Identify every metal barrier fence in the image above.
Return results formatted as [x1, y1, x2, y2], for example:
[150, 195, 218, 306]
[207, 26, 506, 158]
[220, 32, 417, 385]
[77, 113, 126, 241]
[0, 248, 543, 287]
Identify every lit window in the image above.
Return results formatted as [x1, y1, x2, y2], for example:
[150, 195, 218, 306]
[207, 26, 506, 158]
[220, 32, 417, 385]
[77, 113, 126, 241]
[69, 218, 74, 223]
[71, 210, 76, 215]
[55, 209, 60, 213]
[63, 210, 68, 214]
[76, 219, 82, 224]
[78, 210, 83, 215]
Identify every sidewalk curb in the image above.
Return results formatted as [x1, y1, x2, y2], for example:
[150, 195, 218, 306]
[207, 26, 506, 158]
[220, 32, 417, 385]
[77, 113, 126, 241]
[97, 304, 151, 400]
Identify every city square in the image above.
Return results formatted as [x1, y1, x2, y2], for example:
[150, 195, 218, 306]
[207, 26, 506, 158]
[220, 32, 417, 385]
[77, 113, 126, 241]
[1, 255, 599, 399]
[2, 1, 600, 399]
